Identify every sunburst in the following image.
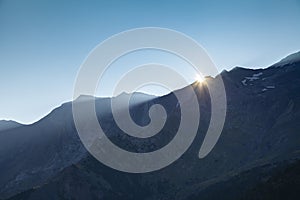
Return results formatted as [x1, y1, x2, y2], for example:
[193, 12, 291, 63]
[195, 74, 205, 84]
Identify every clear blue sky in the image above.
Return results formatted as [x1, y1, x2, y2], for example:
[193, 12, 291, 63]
[1, 0, 300, 124]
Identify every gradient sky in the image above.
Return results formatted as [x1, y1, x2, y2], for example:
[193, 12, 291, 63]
[1, 0, 300, 124]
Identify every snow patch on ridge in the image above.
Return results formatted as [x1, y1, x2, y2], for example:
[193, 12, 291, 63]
[241, 72, 263, 86]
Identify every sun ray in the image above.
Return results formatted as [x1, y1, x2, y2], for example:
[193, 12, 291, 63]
[195, 74, 204, 84]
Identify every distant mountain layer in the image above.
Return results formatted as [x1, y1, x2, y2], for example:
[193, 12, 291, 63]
[1, 51, 300, 200]
[0, 121, 21, 132]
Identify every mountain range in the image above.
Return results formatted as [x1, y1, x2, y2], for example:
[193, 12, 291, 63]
[0, 51, 300, 200]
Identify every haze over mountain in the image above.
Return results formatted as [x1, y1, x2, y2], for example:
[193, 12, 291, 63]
[0, 51, 300, 200]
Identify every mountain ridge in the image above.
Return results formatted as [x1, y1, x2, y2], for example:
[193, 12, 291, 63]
[0, 120, 22, 132]
[0, 51, 300, 200]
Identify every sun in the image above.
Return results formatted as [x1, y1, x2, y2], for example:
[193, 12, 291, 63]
[195, 74, 205, 83]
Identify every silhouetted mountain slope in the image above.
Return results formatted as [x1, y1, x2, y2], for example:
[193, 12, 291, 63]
[186, 158, 300, 200]
[0, 104, 88, 199]
[272, 51, 300, 67]
[1, 52, 300, 200]
[0, 121, 21, 132]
